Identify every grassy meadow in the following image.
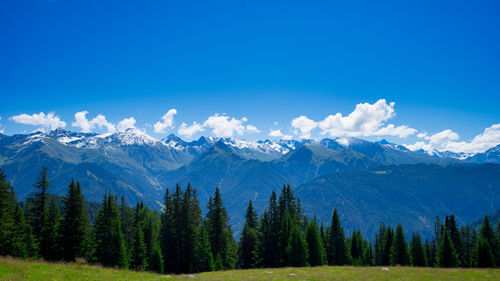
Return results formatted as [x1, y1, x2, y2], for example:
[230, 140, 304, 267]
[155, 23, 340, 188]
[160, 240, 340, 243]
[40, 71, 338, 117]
[1, 256, 500, 281]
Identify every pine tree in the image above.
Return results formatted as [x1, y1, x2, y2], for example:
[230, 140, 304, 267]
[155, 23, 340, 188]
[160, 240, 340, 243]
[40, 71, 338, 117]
[410, 232, 426, 266]
[381, 226, 394, 266]
[120, 197, 134, 258]
[445, 215, 463, 266]
[437, 228, 459, 268]
[424, 239, 434, 267]
[60, 180, 89, 261]
[305, 218, 326, 266]
[193, 224, 215, 272]
[238, 201, 259, 269]
[390, 223, 410, 266]
[286, 225, 309, 267]
[350, 230, 363, 265]
[206, 187, 237, 270]
[374, 224, 386, 266]
[0, 169, 28, 257]
[94, 193, 129, 268]
[362, 241, 374, 266]
[478, 216, 499, 266]
[256, 191, 280, 268]
[327, 208, 347, 265]
[461, 225, 477, 268]
[130, 203, 147, 270]
[474, 237, 495, 267]
[40, 196, 62, 261]
[25, 167, 50, 241]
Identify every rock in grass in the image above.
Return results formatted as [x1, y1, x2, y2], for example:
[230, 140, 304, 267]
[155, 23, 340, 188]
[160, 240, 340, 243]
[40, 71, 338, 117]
[288, 273, 297, 277]
[381, 267, 390, 271]
[187, 275, 196, 279]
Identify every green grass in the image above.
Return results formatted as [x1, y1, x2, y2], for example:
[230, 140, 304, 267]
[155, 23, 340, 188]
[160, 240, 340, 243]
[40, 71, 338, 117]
[1, 257, 500, 280]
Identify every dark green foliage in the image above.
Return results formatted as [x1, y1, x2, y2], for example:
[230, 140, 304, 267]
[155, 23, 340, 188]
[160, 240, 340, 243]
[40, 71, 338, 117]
[461, 225, 477, 268]
[437, 228, 459, 268]
[149, 244, 164, 273]
[410, 232, 427, 266]
[379, 226, 394, 266]
[194, 224, 215, 272]
[237, 201, 259, 269]
[130, 204, 147, 270]
[25, 167, 50, 241]
[350, 230, 363, 265]
[94, 193, 129, 268]
[286, 225, 309, 267]
[445, 215, 463, 266]
[478, 215, 499, 265]
[120, 197, 135, 258]
[327, 208, 347, 265]
[206, 187, 237, 269]
[60, 180, 89, 261]
[474, 237, 495, 267]
[40, 197, 62, 261]
[424, 239, 434, 267]
[256, 191, 280, 268]
[391, 223, 410, 266]
[161, 183, 204, 273]
[305, 218, 326, 266]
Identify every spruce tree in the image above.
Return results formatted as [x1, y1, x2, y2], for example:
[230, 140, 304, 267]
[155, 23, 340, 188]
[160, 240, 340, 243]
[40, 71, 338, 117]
[437, 228, 459, 267]
[40, 196, 62, 261]
[445, 215, 463, 266]
[0, 169, 29, 257]
[461, 225, 477, 268]
[474, 237, 495, 267]
[305, 218, 326, 266]
[206, 187, 237, 269]
[478, 216, 499, 266]
[60, 180, 89, 261]
[327, 208, 347, 265]
[286, 225, 309, 267]
[410, 232, 426, 266]
[391, 223, 410, 266]
[256, 191, 280, 268]
[381, 226, 394, 266]
[424, 239, 434, 267]
[193, 224, 215, 272]
[120, 197, 134, 257]
[238, 201, 259, 269]
[130, 203, 147, 270]
[94, 193, 129, 268]
[25, 167, 50, 241]
[350, 230, 363, 265]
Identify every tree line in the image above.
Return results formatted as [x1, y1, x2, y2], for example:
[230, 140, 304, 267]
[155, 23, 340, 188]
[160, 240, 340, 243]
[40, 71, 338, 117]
[1, 167, 500, 274]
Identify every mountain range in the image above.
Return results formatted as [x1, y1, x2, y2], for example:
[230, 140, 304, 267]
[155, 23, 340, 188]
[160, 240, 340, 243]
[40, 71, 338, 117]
[1, 128, 499, 237]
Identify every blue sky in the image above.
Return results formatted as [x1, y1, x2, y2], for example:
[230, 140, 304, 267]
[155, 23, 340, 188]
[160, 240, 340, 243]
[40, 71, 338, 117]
[1, 0, 500, 153]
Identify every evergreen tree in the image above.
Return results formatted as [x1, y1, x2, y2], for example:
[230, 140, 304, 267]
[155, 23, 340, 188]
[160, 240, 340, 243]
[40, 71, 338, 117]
[350, 230, 363, 265]
[437, 228, 459, 267]
[130, 203, 147, 270]
[305, 218, 326, 266]
[0, 169, 31, 257]
[206, 187, 237, 269]
[238, 201, 259, 269]
[256, 191, 280, 268]
[424, 239, 434, 267]
[327, 208, 347, 265]
[445, 215, 463, 266]
[410, 232, 426, 267]
[25, 167, 50, 241]
[94, 193, 129, 268]
[120, 197, 134, 258]
[391, 223, 410, 266]
[374, 224, 386, 266]
[286, 225, 309, 267]
[474, 237, 495, 268]
[362, 241, 374, 266]
[149, 244, 164, 273]
[461, 225, 477, 268]
[478, 216, 499, 266]
[193, 224, 215, 272]
[60, 180, 89, 261]
[381, 226, 394, 266]
[40, 196, 62, 261]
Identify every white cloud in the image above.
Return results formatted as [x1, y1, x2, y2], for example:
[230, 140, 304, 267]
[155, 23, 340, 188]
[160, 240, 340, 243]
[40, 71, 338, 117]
[203, 114, 258, 138]
[269, 129, 292, 140]
[245, 125, 261, 133]
[406, 124, 500, 153]
[291, 116, 317, 139]
[10, 112, 66, 130]
[291, 99, 416, 139]
[178, 122, 204, 138]
[374, 124, 417, 138]
[154, 109, 177, 133]
[117, 117, 136, 132]
[72, 111, 116, 133]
